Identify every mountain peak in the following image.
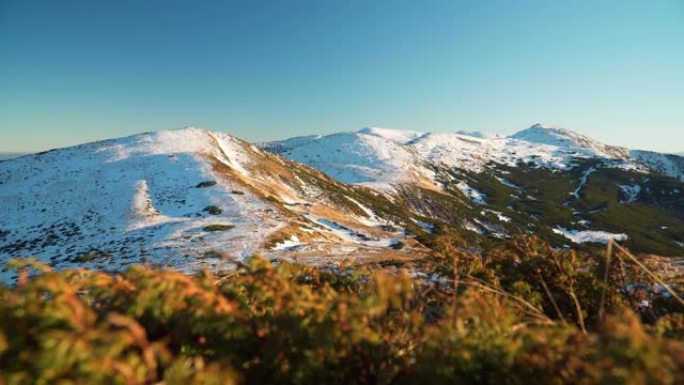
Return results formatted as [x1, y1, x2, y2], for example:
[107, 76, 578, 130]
[511, 123, 630, 158]
[529, 122, 566, 130]
[0, 127, 428, 281]
[516, 123, 585, 139]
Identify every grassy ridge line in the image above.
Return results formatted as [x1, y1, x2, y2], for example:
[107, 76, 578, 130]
[1, 237, 683, 385]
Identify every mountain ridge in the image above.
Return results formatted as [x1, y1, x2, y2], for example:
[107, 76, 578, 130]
[1, 125, 682, 281]
[264, 123, 684, 257]
[0, 127, 430, 282]
[265, 124, 684, 183]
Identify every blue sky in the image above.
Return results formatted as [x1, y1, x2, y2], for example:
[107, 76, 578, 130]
[1, 0, 683, 153]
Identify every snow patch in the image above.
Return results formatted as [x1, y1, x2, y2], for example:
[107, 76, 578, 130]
[553, 227, 627, 244]
[474, 219, 507, 239]
[455, 181, 486, 205]
[617, 184, 641, 203]
[495, 176, 520, 190]
[272, 235, 302, 251]
[570, 166, 597, 199]
[413, 219, 435, 233]
[307, 216, 395, 248]
[462, 220, 483, 234]
[127, 180, 175, 230]
[481, 209, 511, 223]
[345, 196, 384, 226]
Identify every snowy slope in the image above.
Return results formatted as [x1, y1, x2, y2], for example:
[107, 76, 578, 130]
[265, 124, 684, 254]
[0, 129, 271, 278]
[408, 131, 583, 172]
[553, 227, 628, 245]
[266, 124, 684, 185]
[0, 128, 426, 281]
[357, 127, 425, 144]
[511, 123, 631, 159]
[2, 124, 682, 280]
[508, 124, 682, 180]
[263, 129, 436, 189]
[630, 150, 684, 181]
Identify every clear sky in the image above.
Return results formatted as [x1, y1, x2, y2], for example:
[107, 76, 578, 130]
[1, 0, 683, 153]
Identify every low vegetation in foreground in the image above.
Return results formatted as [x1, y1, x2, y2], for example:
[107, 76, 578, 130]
[1, 237, 683, 385]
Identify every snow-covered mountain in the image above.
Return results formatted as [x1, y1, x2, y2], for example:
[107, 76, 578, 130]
[510, 124, 631, 159]
[1, 124, 682, 281]
[265, 124, 684, 257]
[265, 124, 684, 185]
[0, 128, 428, 281]
[263, 129, 436, 189]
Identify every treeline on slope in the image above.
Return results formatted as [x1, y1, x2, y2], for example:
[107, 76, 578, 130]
[1, 236, 683, 385]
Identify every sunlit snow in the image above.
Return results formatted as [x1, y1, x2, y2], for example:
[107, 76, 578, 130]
[553, 227, 627, 244]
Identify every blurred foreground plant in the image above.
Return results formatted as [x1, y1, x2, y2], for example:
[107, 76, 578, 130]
[1, 238, 682, 385]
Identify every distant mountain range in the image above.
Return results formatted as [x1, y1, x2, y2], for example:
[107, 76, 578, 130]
[1, 124, 682, 280]
[265, 123, 683, 254]
[265, 124, 684, 185]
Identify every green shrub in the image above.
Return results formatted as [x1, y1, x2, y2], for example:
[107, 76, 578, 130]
[1, 239, 682, 385]
[195, 180, 217, 188]
[203, 205, 223, 215]
[67, 252, 112, 263]
[203, 224, 235, 232]
[74, 254, 97, 262]
[263, 195, 281, 204]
